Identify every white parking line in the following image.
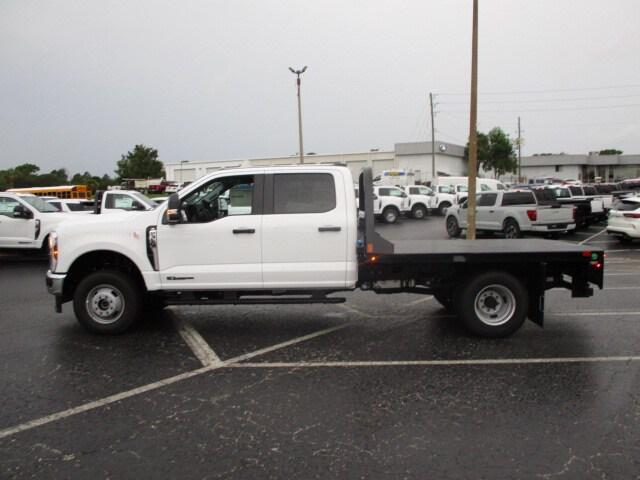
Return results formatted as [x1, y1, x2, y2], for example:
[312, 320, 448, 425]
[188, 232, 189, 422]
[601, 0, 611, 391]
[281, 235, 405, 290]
[579, 229, 607, 245]
[0, 323, 349, 440]
[408, 295, 433, 306]
[605, 273, 640, 276]
[605, 249, 640, 253]
[170, 312, 221, 366]
[231, 356, 640, 369]
[550, 311, 640, 317]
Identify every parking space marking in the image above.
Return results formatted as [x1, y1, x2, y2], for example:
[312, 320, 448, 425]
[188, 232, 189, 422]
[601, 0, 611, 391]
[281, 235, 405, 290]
[605, 273, 640, 276]
[579, 228, 607, 245]
[605, 249, 640, 253]
[170, 311, 221, 366]
[0, 323, 349, 440]
[232, 356, 640, 369]
[339, 304, 378, 318]
[550, 311, 640, 317]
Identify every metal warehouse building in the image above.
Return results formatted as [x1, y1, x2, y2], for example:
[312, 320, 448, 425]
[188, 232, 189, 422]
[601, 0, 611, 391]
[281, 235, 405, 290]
[165, 141, 467, 185]
[519, 153, 640, 183]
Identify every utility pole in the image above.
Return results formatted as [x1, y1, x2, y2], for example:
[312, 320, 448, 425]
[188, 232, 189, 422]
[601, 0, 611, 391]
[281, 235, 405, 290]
[517, 116, 522, 182]
[430, 93, 436, 184]
[466, 0, 479, 240]
[289, 66, 307, 164]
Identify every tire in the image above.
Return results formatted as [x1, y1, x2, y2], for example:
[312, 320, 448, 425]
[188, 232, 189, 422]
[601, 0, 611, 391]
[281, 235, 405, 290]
[438, 202, 451, 216]
[411, 204, 427, 220]
[73, 270, 142, 334]
[382, 206, 399, 224]
[455, 271, 528, 337]
[503, 219, 522, 239]
[40, 235, 50, 255]
[446, 216, 461, 238]
[433, 290, 454, 311]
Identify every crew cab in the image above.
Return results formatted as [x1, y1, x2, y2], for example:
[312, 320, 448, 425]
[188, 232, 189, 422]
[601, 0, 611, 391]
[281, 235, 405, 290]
[402, 185, 434, 219]
[46, 166, 603, 338]
[445, 190, 576, 239]
[0, 193, 69, 250]
[548, 185, 600, 227]
[46, 199, 94, 214]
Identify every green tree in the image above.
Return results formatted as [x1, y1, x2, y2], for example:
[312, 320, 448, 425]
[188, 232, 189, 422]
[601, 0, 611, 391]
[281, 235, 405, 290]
[115, 145, 164, 179]
[464, 127, 517, 178]
[599, 149, 622, 155]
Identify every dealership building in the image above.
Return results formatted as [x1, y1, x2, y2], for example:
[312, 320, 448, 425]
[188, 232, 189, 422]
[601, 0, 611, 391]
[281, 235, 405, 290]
[165, 141, 468, 185]
[165, 142, 640, 185]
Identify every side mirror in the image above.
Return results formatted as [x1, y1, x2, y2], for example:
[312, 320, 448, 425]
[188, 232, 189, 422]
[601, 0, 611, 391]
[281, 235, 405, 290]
[13, 205, 33, 219]
[166, 193, 181, 224]
[461, 202, 468, 209]
[401, 192, 408, 198]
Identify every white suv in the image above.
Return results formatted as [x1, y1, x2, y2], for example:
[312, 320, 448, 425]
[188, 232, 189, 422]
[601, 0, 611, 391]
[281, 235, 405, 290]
[372, 186, 409, 223]
[402, 185, 434, 219]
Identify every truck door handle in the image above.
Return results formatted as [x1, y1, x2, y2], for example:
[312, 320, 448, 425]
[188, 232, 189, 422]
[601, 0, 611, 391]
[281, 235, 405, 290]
[318, 226, 341, 232]
[489, 210, 494, 213]
[232, 228, 255, 234]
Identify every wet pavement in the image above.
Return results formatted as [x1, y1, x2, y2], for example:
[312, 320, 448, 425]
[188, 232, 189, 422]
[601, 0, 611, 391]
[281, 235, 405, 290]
[1, 217, 639, 478]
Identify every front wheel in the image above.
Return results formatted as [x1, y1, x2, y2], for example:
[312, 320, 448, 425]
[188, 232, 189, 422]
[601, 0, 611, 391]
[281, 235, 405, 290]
[411, 204, 427, 219]
[455, 271, 528, 337]
[438, 202, 451, 216]
[73, 270, 142, 334]
[446, 216, 461, 238]
[382, 206, 399, 224]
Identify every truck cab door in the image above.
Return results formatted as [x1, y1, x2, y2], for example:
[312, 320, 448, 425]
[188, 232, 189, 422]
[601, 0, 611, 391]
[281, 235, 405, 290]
[156, 174, 263, 290]
[261, 172, 349, 289]
[0, 196, 35, 247]
[476, 193, 499, 230]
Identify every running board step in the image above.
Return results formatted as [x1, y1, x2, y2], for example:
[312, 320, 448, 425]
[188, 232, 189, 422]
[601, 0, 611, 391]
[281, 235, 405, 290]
[162, 291, 346, 306]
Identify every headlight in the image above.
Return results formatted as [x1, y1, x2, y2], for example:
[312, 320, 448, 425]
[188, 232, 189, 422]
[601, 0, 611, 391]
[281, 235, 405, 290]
[49, 232, 59, 272]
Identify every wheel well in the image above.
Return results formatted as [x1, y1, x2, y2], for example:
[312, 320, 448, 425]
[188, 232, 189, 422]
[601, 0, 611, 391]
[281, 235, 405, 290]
[62, 250, 145, 302]
[412, 203, 427, 210]
[503, 217, 518, 228]
[383, 205, 399, 213]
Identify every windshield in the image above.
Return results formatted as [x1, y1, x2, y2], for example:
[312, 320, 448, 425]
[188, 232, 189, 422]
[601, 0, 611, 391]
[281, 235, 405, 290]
[21, 196, 60, 212]
[129, 191, 156, 210]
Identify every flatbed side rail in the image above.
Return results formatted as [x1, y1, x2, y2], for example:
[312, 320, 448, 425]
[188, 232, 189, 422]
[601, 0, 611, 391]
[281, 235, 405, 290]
[358, 167, 394, 255]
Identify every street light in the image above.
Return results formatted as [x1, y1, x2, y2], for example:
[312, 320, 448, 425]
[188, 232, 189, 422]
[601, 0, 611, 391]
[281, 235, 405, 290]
[288, 66, 307, 164]
[179, 160, 188, 184]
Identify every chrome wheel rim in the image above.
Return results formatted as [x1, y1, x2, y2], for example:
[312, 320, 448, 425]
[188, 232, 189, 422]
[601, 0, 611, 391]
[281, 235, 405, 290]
[474, 284, 516, 326]
[86, 284, 125, 325]
[413, 207, 425, 219]
[385, 210, 397, 223]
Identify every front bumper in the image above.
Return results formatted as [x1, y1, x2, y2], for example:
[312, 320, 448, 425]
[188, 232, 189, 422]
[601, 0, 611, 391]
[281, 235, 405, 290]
[46, 270, 66, 296]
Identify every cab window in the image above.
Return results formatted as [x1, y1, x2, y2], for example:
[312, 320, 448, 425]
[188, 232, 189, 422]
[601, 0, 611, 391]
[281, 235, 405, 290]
[0, 197, 22, 217]
[181, 175, 254, 223]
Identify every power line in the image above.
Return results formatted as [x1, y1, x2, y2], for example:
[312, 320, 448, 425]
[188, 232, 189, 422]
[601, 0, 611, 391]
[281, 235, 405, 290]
[439, 93, 640, 105]
[436, 83, 640, 96]
[439, 103, 640, 114]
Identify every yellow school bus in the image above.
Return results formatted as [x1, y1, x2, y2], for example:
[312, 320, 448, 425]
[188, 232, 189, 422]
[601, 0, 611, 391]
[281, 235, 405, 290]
[7, 185, 92, 199]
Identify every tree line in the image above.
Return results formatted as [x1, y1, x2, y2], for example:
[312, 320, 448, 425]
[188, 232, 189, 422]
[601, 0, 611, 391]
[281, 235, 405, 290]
[0, 145, 164, 192]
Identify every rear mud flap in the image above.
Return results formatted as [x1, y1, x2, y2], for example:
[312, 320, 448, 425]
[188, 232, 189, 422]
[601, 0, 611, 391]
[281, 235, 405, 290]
[529, 291, 544, 327]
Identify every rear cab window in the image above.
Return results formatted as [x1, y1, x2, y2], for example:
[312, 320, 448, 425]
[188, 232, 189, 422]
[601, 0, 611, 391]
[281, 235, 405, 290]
[501, 192, 536, 206]
[274, 173, 336, 214]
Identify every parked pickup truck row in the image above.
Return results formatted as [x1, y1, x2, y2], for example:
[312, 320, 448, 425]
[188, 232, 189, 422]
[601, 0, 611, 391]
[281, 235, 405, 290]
[0, 190, 157, 250]
[46, 165, 603, 338]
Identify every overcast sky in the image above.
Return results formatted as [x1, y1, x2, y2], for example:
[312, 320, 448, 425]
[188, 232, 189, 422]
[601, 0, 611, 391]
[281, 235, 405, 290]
[2, 0, 640, 175]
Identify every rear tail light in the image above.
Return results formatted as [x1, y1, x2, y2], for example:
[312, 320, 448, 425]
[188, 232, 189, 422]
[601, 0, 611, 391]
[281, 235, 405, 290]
[623, 213, 640, 218]
[572, 207, 577, 220]
[526, 210, 537, 221]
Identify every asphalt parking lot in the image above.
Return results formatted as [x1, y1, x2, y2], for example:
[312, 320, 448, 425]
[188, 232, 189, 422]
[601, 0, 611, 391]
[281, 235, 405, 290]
[2, 216, 640, 478]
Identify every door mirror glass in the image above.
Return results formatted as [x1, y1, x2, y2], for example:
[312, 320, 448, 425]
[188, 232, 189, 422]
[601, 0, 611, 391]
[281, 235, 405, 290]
[166, 193, 181, 224]
[13, 205, 33, 219]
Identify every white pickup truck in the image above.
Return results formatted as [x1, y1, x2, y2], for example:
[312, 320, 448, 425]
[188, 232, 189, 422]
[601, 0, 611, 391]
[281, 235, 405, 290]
[402, 185, 434, 219]
[371, 186, 409, 223]
[0, 193, 69, 251]
[445, 190, 576, 238]
[93, 190, 157, 214]
[46, 165, 604, 338]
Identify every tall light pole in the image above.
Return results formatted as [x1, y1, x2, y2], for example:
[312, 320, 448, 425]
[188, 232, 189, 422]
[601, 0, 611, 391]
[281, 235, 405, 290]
[289, 66, 307, 164]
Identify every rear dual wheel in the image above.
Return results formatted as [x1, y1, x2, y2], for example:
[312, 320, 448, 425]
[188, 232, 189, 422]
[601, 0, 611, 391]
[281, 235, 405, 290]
[455, 271, 528, 337]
